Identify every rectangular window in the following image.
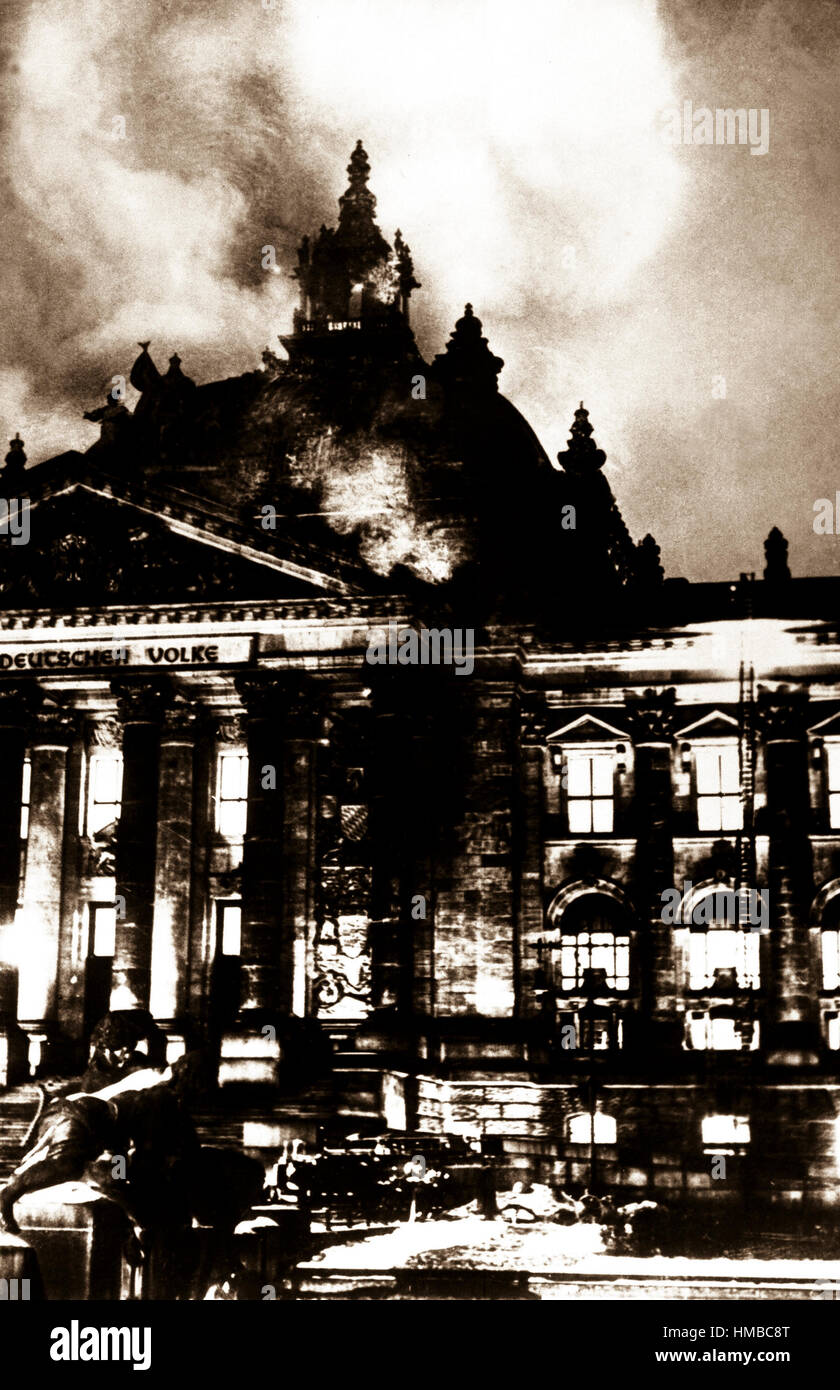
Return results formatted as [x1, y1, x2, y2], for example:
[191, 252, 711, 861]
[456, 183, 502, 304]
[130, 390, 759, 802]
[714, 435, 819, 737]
[828, 744, 840, 829]
[17, 757, 31, 902]
[824, 1013, 840, 1051]
[568, 1112, 617, 1144]
[20, 758, 31, 840]
[822, 929, 840, 991]
[216, 752, 249, 838]
[566, 752, 614, 834]
[687, 1012, 759, 1051]
[89, 902, 116, 958]
[556, 1010, 625, 1051]
[87, 753, 123, 838]
[688, 929, 760, 990]
[217, 901, 242, 956]
[695, 744, 742, 831]
[701, 1114, 750, 1146]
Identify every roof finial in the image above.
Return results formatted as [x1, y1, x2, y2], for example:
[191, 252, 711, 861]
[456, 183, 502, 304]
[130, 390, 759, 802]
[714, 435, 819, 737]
[431, 303, 503, 392]
[764, 525, 791, 583]
[3, 433, 26, 485]
[557, 403, 606, 473]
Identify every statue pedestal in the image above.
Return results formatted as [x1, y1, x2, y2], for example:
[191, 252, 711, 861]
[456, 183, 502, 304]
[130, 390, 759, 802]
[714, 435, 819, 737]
[15, 1183, 130, 1300]
[0, 1229, 43, 1299]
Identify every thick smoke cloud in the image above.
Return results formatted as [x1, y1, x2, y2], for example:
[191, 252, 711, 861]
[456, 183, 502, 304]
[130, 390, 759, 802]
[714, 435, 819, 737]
[1, 0, 838, 581]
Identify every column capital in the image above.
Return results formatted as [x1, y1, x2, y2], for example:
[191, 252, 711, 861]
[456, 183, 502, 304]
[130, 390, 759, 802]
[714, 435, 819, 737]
[626, 686, 677, 743]
[757, 685, 809, 741]
[235, 672, 324, 733]
[160, 695, 209, 743]
[30, 706, 77, 748]
[516, 690, 547, 747]
[111, 676, 173, 725]
[0, 679, 44, 728]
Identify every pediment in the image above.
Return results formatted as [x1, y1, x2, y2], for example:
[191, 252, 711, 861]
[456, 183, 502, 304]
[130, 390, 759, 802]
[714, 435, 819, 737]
[808, 710, 840, 737]
[546, 712, 630, 743]
[0, 472, 362, 608]
[674, 710, 739, 739]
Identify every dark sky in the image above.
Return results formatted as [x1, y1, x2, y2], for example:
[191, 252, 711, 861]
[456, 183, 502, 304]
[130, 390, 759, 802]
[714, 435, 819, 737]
[2, 0, 838, 583]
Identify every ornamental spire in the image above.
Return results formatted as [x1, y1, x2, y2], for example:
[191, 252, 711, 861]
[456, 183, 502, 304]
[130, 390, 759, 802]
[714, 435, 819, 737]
[335, 140, 390, 265]
[4, 433, 26, 470]
[764, 526, 791, 583]
[431, 304, 504, 392]
[557, 402, 606, 474]
[1, 432, 26, 493]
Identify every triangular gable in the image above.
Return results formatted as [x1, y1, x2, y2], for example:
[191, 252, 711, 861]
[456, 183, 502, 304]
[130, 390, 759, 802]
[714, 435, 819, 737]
[15, 458, 365, 598]
[674, 709, 740, 739]
[807, 710, 840, 737]
[546, 712, 630, 742]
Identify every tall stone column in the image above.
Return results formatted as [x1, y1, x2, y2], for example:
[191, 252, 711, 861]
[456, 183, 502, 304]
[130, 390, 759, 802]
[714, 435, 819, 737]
[219, 675, 321, 1087]
[368, 671, 416, 1016]
[110, 679, 169, 1012]
[283, 699, 322, 1021]
[235, 676, 289, 1017]
[628, 688, 678, 1043]
[0, 682, 42, 1083]
[759, 689, 817, 1063]
[17, 709, 76, 1072]
[149, 699, 204, 1050]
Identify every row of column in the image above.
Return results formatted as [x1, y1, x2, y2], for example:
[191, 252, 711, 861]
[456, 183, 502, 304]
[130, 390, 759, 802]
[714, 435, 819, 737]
[0, 674, 324, 1075]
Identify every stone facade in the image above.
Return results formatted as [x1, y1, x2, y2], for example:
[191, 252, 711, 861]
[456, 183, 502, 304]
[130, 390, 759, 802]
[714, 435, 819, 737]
[1, 145, 839, 1215]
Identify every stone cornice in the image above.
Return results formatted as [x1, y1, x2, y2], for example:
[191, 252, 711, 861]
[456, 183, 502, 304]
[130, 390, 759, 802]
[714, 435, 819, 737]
[0, 597, 409, 631]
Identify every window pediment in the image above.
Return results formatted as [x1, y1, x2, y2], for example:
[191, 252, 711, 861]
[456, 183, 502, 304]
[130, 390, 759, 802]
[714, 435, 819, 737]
[546, 713, 629, 743]
[674, 710, 739, 740]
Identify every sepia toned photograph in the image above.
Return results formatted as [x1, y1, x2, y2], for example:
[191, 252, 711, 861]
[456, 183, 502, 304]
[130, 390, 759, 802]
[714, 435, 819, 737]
[0, 0, 839, 1350]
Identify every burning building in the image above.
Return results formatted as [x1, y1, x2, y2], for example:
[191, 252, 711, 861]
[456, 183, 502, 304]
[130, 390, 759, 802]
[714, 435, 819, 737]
[1, 142, 840, 1220]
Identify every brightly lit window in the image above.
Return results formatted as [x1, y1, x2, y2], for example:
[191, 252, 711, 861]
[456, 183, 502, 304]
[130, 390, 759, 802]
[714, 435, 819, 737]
[823, 928, 840, 992]
[824, 1013, 840, 1050]
[554, 897, 630, 991]
[695, 744, 742, 832]
[87, 753, 123, 838]
[20, 758, 31, 840]
[687, 1012, 759, 1051]
[216, 752, 249, 838]
[827, 744, 840, 828]
[217, 900, 242, 956]
[559, 933, 630, 992]
[557, 1010, 623, 1051]
[688, 926, 760, 990]
[566, 752, 614, 833]
[89, 902, 116, 958]
[701, 1115, 750, 1146]
[568, 1112, 617, 1145]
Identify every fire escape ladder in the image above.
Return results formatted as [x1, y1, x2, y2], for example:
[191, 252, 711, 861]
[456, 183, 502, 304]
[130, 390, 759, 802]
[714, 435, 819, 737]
[736, 657, 757, 895]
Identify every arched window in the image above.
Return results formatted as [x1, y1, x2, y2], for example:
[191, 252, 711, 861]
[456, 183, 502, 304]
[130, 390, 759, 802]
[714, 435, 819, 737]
[685, 889, 760, 990]
[552, 895, 630, 992]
